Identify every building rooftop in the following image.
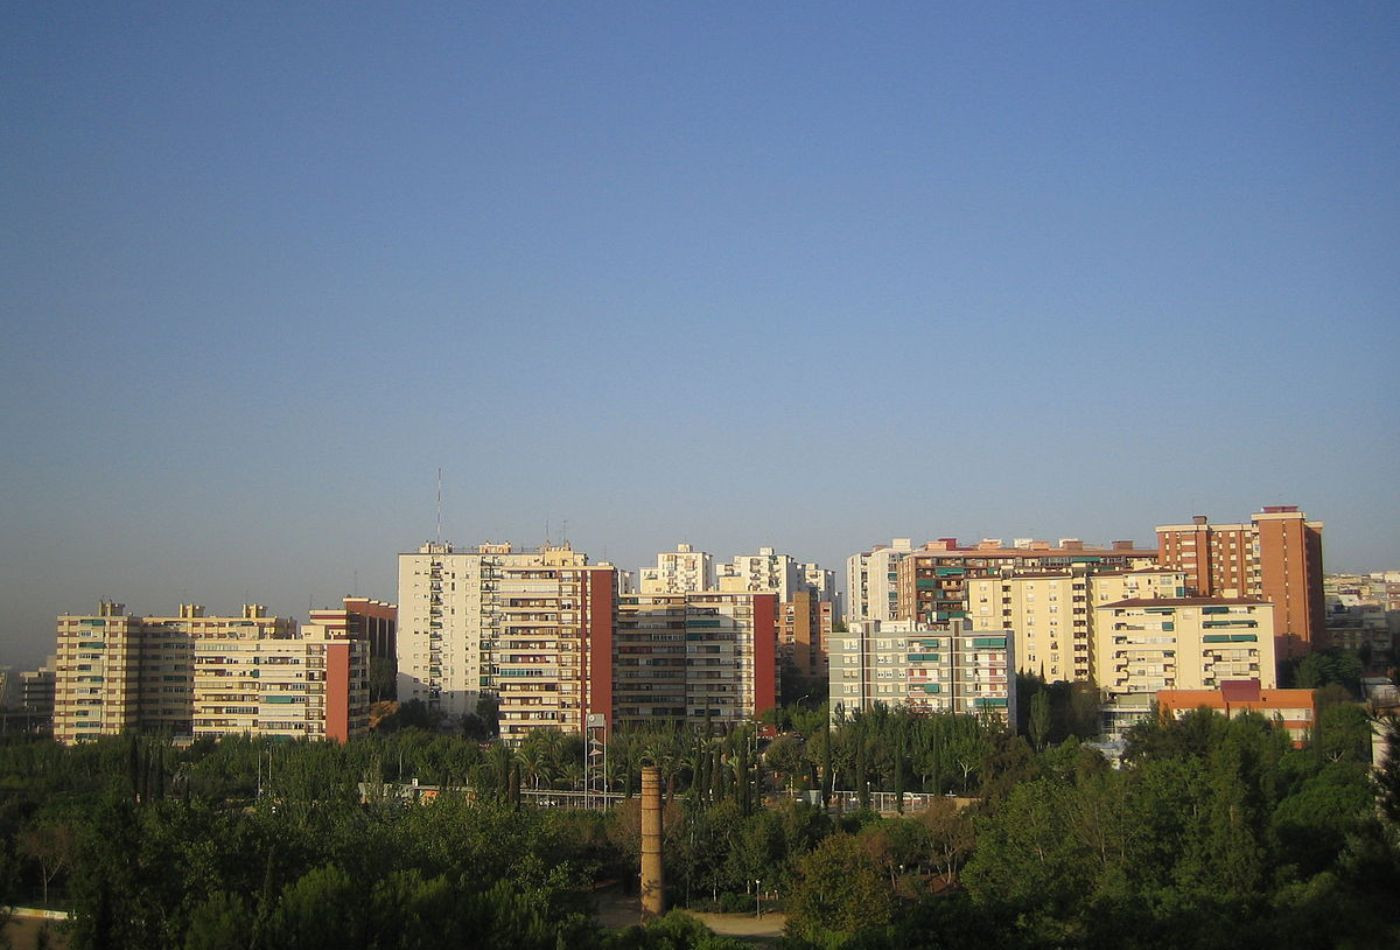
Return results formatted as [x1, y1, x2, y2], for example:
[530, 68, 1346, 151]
[1100, 596, 1268, 608]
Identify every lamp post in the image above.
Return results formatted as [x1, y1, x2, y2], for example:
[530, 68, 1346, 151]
[755, 879, 761, 918]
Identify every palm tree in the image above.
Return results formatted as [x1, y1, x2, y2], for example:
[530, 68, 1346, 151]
[516, 739, 549, 791]
[486, 743, 513, 801]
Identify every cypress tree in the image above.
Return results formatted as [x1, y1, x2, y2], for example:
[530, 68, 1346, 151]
[127, 733, 140, 802]
[821, 727, 833, 808]
[894, 724, 906, 814]
[738, 739, 750, 816]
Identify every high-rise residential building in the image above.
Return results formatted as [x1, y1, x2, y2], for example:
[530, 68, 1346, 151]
[718, 547, 803, 601]
[639, 544, 715, 594]
[896, 538, 1158, 626]
[800, 563, 840, 619]
[193, 620, 368, 742]
[1093, 597, 1277, 696]
[828, 619, 1015, 725]
[1156, 506, 1324, 658]
[778, 588, 832, 682]
[845, 539, 913, 625]
[964, 567, 1186, 683]
[54, 600, 143, 740]
[53, 601, 365, 744]
[612, 591, 777, 730]
[310, 597, 397, 660]
[396, 542, 614, 742]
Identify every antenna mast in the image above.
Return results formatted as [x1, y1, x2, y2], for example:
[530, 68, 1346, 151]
[436, 467, 443, 544]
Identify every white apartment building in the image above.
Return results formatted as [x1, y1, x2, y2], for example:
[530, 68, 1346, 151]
[639, 543, 715, 594]
[964, 567, 1186, 683]
[719, 546, 803, 601]
[828, 619, 1015, 725]
[396, 542, 614, 742]
[845, 539, 913, 625]
[1093, 597, 1276, 695]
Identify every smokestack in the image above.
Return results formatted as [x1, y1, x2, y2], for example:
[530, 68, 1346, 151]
[640, 765, 665, 921]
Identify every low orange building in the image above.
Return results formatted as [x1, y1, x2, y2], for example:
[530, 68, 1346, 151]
[1156, 679, 1316, 745]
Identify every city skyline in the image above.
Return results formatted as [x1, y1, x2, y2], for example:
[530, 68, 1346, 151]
[4, 5, 1398, 666]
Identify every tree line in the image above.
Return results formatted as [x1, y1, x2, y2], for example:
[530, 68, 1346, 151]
[0, 697, 1396, 948]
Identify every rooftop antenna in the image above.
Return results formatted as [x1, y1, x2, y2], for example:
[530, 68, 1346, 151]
[562, 519, 569, 545]
[436, 467, 443, 544]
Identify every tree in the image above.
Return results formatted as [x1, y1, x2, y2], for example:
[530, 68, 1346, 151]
[183, 891, 252, 950]
[786, 833, 895, 943]
[1316, 702, 1372, 764]
[918, 796, 975, 886]
[1029, 691, 1051, 752]
[764, 735, 804, 792]
[367, 657, 397, 703]
[18, 819, 76, 906]
[962, 778, 1091, 919]
[1377, 717, 1400, 827]
[820, 727, 833, 807]
[267, 864, 365, 949]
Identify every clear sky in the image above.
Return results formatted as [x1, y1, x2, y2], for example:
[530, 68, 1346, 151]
[3, 3, 1398, 666]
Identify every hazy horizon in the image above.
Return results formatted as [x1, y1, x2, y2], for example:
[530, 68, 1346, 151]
[4, 4, 1398, 668]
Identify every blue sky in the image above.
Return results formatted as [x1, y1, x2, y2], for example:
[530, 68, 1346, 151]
[3, 3, 1397, 665]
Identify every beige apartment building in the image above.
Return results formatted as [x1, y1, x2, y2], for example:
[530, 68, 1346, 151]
[55, 601, 366, 744]
[193, 620, 368, 741]
[1156, 506, 1324, 658]
[396, 542, 614, 742]
[896, 538, 1159, 627]
[965, 567, 1186, 683]
[1093, 597, 1276, 695]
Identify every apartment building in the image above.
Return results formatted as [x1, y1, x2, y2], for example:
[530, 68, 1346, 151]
[54, 601, 367, 744]
[845, 539, 913, 626]
[1157, 680, 1315, 745]
[896, 538, 1158, 626]
[310, 597, 397, 660]
[964, 567, 1186, 683]
[612, 591, 777, 730]
[20, 658, 56, 719]
[193, 620, 368, 742]
[828, 619, 1015, 724]
[1156, 506, 1324, 658]
[396, 542, 614, 742]
[1322, 573, 1397, 655]
[1093, 597, 1277, 696]
[718, 547, 803, 601]
[778, 587, 833, 681]
[639, 543, 715, 594]
[801, 563, 840, 619]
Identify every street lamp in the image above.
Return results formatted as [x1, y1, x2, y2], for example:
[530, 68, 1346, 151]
[755, 879, 761, 918]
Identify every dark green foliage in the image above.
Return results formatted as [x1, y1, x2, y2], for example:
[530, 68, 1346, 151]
[785, 833, 895, 943]
[605, 909, 747, 949]
[0, 702, 1397, 949]
[1286, 648, 1365, 693]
